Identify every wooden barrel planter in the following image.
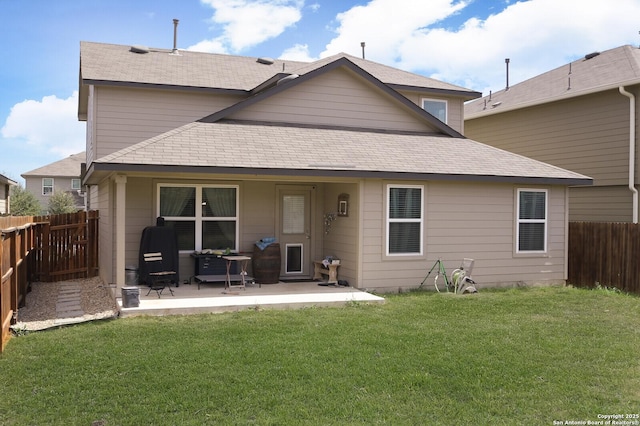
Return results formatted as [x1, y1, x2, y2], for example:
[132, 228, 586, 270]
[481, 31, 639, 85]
[252, 243, 281, 284]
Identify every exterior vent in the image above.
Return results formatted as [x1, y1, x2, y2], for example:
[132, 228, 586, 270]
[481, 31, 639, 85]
[276, 74, 299, 85]
[130, 45, 150, 54]
[584, 52, 600, 60]
[257, 57, 275, 65]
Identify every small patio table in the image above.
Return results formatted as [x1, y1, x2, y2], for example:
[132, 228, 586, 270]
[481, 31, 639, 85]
[223, 255, 252, 290]
[193, 255, 253, 290]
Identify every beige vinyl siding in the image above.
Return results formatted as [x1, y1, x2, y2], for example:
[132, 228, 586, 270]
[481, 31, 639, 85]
[0, 187, 6, 214]
[228, 68, 437, 133]
[465, 90, 630, 186]
[360, 180, 567, 291]
[86, 86, 95, 166]
[569, 185, 635, 222]
[465, 89, 636, 222]
[100, 173, 569, 290]
[96, 178, 113, 286]
[123, 177, 155, 277]
[24, 177, 47, 212]
[321, 183, 359, 284]
[399, 90, 465, 134]
[93, 87, 242, 161]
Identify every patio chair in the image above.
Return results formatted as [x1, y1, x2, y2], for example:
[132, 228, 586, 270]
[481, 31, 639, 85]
[143, 252, 176, 297]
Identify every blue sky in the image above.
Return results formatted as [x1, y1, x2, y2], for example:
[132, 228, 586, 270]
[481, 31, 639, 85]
[2, 0, 639, 184]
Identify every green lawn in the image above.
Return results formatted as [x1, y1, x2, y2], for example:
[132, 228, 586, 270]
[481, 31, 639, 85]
[1, 286, 639, 425]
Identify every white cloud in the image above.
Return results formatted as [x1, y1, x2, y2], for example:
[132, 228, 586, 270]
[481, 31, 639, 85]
[1, 92, 85, 158]
[189, 0, 304, 53]
[188, 38, 228, 54]
[320, 0, 469, 62]
[308, 2, 320, 12]
[280, 43, 315, 61]
[317, 0, 640, 94]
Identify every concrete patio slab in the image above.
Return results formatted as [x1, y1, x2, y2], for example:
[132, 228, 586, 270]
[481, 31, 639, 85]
[117, 281, 385, 317]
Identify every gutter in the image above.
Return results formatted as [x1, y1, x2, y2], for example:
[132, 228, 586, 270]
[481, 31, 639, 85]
[619, 86, 638, 223]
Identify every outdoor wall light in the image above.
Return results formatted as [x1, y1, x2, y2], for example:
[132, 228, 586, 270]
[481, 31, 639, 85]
[338, 193, 349, 217]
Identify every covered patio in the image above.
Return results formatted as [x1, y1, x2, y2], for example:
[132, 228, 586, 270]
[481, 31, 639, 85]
[117, 281, 385, 317]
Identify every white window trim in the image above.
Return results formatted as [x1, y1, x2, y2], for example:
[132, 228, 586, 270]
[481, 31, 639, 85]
[516, 188, 548, 254]
[71, 179, 81, 190]
[385, 184, 424, 257]
[157, 183, 239, 252]
[42, 178, 54, 196]
[421, 98, 448, 124]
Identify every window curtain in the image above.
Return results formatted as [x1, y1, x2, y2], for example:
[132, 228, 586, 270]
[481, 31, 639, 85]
[160, 187, 195, 217]
[202, 187, 236, 217]
[202, 187, 237, 250]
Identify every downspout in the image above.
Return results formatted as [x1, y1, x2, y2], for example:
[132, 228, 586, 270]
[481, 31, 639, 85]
[619, 86, 638, 223]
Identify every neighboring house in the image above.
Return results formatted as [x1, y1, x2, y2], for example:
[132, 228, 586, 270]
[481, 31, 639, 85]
[78, 41, 591, 292]
[22, 152, 86, 213]
[0, 174, 17, 215]
[465, 45, 640, 223]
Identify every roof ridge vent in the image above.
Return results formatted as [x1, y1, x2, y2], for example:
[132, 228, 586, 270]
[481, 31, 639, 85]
[130, 45, 150, 54]
[257, 57, 275, 65]
[276, 74, 299, 85]
[584, 51, 600, 60]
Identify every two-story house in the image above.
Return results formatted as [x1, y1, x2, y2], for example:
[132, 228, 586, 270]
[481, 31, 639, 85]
[465, 45, 640, 223]
[78, 41, 591, 293]
[22, 152, 86, 213]
[0, 174, 17, 215]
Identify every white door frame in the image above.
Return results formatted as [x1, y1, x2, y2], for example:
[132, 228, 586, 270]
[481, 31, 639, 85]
[276, 185, 316, 279]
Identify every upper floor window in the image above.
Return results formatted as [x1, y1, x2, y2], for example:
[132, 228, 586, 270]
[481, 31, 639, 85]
[422, 98, 447, 123]
[386, 184, 423, 256]
[517, 189, 547, 253]
[71, 179, 81, 190]
[158, 184, 238, 252]
[42, 178, 53, 196]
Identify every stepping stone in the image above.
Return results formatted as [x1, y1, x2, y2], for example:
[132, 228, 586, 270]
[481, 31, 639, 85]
[56, 282, 84, 318]
[57, 310, 84, 318]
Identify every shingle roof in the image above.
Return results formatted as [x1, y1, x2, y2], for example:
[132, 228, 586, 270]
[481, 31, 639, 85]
[89, 120, 591, 185]
[22, 152, 85, 178]
[285, 52, 476, 95]
[465, 45, 640, 119]
[0, 173, 17, 186]
[79, 41, 478, 96]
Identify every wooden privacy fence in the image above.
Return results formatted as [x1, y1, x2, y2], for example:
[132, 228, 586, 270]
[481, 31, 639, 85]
[0, 210, 99, 352]
[0, 216, 35, 352]
[568, 222, 640, 295]
[33, 211, 100, 282]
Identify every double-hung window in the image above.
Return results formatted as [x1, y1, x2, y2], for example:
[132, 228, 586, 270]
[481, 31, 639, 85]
[386, 184, 423, 256]
[158, 184, 238, 252]
[42, 178, 54, 195]
[422, 98, 447, 123]
[517, 189, 547, 253]
[71, 178, 81, 190]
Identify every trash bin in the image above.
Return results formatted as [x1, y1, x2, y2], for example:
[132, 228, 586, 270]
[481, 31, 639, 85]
[125, 266, 138, 286]
[121, 286, 140, 308]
